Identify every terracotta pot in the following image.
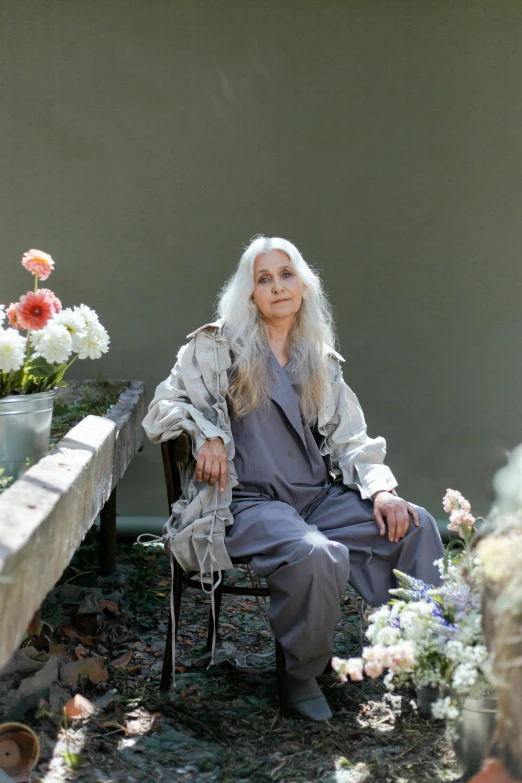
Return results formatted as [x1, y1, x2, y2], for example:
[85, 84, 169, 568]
[0, 722, 40, 782]
[469, 758, 522, 783]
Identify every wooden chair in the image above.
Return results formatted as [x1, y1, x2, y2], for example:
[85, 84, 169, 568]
[159, 433, 289, 711]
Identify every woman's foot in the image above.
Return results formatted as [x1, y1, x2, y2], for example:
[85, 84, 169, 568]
[287, 675, 332, 721]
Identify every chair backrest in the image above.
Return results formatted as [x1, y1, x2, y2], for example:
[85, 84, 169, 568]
[160, 433, 191, 513]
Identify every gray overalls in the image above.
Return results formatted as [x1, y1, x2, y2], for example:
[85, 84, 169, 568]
[226, 353, 444, 680]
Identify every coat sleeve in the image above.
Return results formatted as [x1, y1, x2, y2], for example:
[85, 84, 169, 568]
[142, 344, 231, 458]
[325, 360, 398, 500]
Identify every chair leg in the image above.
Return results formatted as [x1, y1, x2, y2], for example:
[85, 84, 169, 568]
[160, 560, 183, 691]
[275, 639, 289, 714]
[205, 572, 223, 653]
[160, 611, 173, 691]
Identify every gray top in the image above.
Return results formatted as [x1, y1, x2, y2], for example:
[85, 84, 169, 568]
[230, 353, 329, 515]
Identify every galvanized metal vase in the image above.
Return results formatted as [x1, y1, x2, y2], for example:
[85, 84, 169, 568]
[0, 390, 56, 483]
[454, 692, 498, 778]
[417, 684, 442, 717]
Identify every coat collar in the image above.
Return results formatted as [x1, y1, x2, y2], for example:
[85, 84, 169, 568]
[186, 322, 345, 363]
[186, 320, 225, 339]
[325, 344, 345, 363]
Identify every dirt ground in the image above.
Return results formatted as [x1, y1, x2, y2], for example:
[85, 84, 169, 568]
[1, 533, 465, 783]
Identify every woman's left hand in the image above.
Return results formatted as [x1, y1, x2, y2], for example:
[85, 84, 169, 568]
[373, 492, 420, 543]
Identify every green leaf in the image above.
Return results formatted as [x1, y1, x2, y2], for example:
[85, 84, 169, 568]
[62, 752, 84, 771]
[25, 355, 58, 378]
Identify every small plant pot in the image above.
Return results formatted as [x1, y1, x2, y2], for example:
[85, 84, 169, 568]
[0, 722, 40, 782]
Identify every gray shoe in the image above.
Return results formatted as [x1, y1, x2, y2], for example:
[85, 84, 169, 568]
[287, 676, 333, 722]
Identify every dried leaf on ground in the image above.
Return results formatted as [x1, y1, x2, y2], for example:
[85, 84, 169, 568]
[58, 625, 79, 640]
[97, 599, 118, 613]
[60, 656, 109, 686]
[111, 650, 132, 669]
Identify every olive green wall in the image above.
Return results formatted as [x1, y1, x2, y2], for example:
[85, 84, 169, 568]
[2, 1, 522, 519]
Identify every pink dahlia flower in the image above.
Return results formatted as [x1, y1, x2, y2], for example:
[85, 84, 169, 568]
[6, 303, 20, 328]
[16, 290, 55, 331]
[21, 248, 55, 281]
[38, 288, 62, 314]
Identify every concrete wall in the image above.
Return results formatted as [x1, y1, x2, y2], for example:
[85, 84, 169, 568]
[2, 0, 522, 520]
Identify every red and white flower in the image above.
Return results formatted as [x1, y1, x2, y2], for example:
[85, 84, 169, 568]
[15, 290, 55, 331]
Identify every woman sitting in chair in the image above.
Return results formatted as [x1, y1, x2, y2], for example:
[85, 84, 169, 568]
[143, 236, 444, 722]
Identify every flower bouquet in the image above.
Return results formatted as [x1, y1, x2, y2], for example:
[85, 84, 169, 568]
[0, 249, 110, 396]
[332, 491, 492, 739]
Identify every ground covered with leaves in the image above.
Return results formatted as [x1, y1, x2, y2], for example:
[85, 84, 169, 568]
[2, 533, 466, 783]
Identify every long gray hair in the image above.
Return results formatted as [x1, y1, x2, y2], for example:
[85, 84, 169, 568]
[217, 236, 336, 422]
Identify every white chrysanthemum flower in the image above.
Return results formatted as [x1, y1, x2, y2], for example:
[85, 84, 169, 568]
[74, 304, 100, 328]
[0, 305, 5, 327]
[447, 703, 460, 720]
[0, 328, 26, 372]
[452, 662, 478, 693]
[446, 641, 465, 661]
[368, 605, 391, 625]
[431, 695, 458, 722]
[431, 697, 451, 720]
[433, 697, 460, 722]
[375, 626, 401, 647]
[76, 321, 110, 360]
[54, 308, 88, 352]
[29, 329, 44, 352]
[33, 322, 73, 364]
[365, 605, 391, 643]
[390, 601, 406, 620]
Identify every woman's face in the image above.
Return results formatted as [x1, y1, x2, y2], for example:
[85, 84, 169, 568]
[252, 250, 304, 324]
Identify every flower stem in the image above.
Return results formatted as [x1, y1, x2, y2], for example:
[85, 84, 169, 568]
[34, 275, 38, 293]
[64, 354, 79, 373]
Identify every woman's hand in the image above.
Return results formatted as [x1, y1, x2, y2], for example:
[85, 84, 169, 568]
[373, 492, 420, 543]
[196, 437, 228, 493]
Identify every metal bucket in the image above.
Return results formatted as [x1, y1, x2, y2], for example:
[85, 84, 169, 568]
[0, 390, 56, 483]
[417, 684, 442, 717]
[453, 693, 497, 778]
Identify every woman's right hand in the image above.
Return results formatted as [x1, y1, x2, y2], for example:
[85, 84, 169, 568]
[196, 437, 228, 493]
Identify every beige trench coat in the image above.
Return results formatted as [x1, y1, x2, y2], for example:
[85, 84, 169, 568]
[142, 320, 398, 575]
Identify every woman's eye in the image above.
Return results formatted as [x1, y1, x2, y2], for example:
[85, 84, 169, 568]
[283, 271, 293, 278]
[259, 276, 270, 284]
